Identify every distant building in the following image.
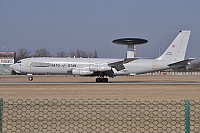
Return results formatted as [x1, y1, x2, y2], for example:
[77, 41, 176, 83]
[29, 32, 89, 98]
[0, 51, 16, 75]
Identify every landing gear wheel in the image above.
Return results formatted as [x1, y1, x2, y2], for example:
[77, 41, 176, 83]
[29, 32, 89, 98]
[96, 78, 100, 82]
[96, 78, 108, 82]
[102, 78, 108, 82]
[28, 77, 33, 81]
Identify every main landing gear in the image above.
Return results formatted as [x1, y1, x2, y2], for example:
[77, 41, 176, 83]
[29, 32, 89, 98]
[96, 78, 108, 82]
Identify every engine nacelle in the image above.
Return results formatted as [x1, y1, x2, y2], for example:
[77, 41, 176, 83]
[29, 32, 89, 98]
[72, 68, 93, 76]
[89, 65, 111, 72]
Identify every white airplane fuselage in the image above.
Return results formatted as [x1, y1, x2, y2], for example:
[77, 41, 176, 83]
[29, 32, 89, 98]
[10, 30, 194, 82]
[11, 57, 169, 75]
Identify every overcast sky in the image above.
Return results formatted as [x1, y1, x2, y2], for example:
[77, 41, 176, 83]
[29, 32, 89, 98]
[0, 0, 199, 61]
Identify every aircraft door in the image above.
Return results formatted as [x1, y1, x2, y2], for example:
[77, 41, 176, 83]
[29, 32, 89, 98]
[26, 59, 32, 70]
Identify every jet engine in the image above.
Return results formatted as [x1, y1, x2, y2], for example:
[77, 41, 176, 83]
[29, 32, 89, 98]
[72, 68, 93, 76]
[89, 65, 111, 72]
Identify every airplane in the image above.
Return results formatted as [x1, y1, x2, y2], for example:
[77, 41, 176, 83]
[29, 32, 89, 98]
[10, 30, 195, 82]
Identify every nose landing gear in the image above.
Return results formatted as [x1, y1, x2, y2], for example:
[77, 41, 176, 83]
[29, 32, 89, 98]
[28, 76, 33, 81]
[27, 74, 33, 81]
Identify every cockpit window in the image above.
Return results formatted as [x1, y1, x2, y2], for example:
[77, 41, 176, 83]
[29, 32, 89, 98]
[16, 61, 22, 63]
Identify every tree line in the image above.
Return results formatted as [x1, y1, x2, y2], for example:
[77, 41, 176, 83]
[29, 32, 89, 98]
[16, 48, 98, 61]
[188, 62, 200, 71]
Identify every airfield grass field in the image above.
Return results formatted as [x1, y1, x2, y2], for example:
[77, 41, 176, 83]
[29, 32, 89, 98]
[0, 75, 199, 100]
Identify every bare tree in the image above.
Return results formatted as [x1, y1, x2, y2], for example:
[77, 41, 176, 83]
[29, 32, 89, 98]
[88, 52, 93, 58]
[69, 51, 76, 58]
[80, 50, 87, 58]
[34, 48, 50, 57]
[93, 50, 98, 58]
[190, 62, 200, 71]
[76, 49, 80, 58]
[86, 51, 93, 58]
[78, 49, 95, 58]
[57, 49, 98, 58]
[56, 51, 67, 57]
[16, 48, 31, 61]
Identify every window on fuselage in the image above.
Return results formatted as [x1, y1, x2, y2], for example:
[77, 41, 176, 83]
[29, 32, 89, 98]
[16, 60, 22, 63]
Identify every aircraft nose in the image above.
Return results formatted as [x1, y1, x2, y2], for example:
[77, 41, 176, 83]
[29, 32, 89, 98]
[9, 64, 16, 69]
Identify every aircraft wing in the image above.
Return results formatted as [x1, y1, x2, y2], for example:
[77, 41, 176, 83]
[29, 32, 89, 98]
[108, 58, 139, 71]
[167, 58, 196, 68]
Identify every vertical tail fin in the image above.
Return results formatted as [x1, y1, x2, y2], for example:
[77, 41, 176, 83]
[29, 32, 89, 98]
[157, 30, 191, 61]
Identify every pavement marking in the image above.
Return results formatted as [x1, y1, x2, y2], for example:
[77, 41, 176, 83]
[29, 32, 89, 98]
[0, 82, 199, 85]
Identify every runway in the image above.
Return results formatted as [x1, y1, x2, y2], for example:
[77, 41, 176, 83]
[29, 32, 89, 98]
[0, 81, 199, 85]
[0, 75, 199, 85]
[0, 75, 200, 100]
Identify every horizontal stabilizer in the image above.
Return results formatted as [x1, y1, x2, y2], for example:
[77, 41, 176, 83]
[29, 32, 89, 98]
[108, 58, 138, 71]
[167, 58, 195, 68]
[31, 62, 51, 67]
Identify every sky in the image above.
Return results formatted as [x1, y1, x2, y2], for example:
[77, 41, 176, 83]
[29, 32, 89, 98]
[0, 0, 199, 61]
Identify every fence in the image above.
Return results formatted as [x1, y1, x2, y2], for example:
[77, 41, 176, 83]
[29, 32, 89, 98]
[145, 71, 200, 76]
[0, 99, 199, 133]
